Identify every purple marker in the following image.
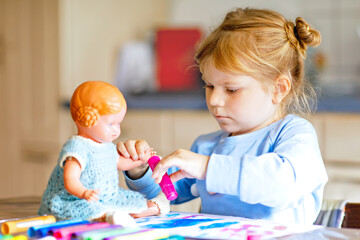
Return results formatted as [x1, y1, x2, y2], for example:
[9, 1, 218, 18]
[148, 155, 178, 201]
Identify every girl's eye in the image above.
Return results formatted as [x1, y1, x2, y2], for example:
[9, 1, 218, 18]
[203, 84, 214, 90]
[226, 88, 239, 93]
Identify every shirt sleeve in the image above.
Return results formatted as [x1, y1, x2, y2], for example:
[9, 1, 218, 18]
[124, 166, 198, 204]
[124, 168, 161, 199]
[206, 118, 328, 208]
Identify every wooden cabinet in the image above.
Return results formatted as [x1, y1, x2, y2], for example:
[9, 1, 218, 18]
[118, 110, 219, 156]
[0, 0, 60, 198]
[0, 0, 169, 199]
[310, 113, 360, 202]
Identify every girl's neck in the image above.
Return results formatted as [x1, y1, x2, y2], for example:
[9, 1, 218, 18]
[230, 112, 285, 137]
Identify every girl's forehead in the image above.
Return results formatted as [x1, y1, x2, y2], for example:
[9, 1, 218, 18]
[202, 61, 242, 79]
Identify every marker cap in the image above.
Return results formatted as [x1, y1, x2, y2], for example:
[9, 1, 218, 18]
[1, 215, 56, 235]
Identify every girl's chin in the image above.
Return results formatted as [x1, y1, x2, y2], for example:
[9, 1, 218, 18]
[219, 126, 249, 136]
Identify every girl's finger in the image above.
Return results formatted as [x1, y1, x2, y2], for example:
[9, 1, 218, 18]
[169, 170, 187, 183]
[124, 140, 138, 160]
[117, 142, 130, 158]
[152, 160, 175, 182]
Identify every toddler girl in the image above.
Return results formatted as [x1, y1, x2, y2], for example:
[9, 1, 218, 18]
[39, 81, 168, 224]
[120, 8, 328, 225]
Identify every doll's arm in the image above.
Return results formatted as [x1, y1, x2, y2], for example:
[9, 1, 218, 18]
[116, 155, 148, 171]
[63, 157, 100, 202]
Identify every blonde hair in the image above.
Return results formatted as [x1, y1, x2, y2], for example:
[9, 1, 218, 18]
[195, 8, 321, 115]
[70, 81, 126, 127]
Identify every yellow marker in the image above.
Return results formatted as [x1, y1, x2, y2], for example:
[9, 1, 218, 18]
[1, 215, 56, 235]
[10, 235, 27, 240]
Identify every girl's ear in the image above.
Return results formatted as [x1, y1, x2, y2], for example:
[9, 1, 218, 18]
[272, 75, 291, 104]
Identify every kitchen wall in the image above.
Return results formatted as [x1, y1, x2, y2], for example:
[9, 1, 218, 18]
[59, 0, 360, 99]
[59, 0, 169, 100]
[168, 0, 360, 86]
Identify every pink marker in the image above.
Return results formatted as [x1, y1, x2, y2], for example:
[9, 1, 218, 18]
[52, 222, 110, 240]
[148, 155, 178, 201]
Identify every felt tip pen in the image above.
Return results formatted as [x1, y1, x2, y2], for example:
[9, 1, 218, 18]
[10, 235, 28, 240]
[52, 222, 110, 240]
[71, 225, 122, 240]
[0, 235, 28, 240]
[80, 227, 140, 240]
[1, 235, 13, 240]
[148, 155, 178, 201]
[28, 219, 89, 238]
[1, 215, 56, 235]
[109, 229, 169, 240]
[36, 236, 56, 240]
[160, 236, 185, 240]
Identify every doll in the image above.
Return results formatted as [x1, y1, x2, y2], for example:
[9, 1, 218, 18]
[39, 81, 168, 225]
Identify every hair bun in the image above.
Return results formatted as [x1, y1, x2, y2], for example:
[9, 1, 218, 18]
[295, 17, 321, 48]
[76, 106, 100, 127]
[285, 17, 321, 58]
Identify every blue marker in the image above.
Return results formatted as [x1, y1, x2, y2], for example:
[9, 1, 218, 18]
[28, 219, 89, 238]
[159, 235, 185, 240]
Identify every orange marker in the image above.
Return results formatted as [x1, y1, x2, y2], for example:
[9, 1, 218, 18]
[1, 215, 56, 235]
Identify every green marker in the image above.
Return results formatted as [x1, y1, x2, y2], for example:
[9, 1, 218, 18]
[2, 235, 14, 240]
[81, 227, 141, 240]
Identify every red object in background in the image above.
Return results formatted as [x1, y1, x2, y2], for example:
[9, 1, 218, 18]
[155, 28, 202, 91]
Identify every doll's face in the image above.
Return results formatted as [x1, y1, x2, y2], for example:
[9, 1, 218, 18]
[77, 108, 126, 143]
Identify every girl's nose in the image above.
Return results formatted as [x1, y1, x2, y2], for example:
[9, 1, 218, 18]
[208, 89, 225, 107]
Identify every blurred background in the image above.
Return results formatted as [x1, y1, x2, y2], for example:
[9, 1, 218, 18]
[1, 0, 360, 212]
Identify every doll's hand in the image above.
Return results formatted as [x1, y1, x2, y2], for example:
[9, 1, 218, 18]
[82, 189, 100, 202]
[152, 149, 210, 184]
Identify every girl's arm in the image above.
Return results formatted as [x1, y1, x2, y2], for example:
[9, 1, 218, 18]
[205, 119, 327, 208]
[63, 157, 100, 202]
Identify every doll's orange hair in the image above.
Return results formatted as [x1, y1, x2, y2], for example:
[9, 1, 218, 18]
[70, 81, 126, 127]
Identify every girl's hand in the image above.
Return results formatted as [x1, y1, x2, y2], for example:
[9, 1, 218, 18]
[82, 189, 100, 202]
[117, 140, 155, 179]
[117, 139, 154, 161]
[151, 149, 210, 184]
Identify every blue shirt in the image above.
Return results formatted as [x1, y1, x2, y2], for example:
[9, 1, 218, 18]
[125, 114, 328, 225]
